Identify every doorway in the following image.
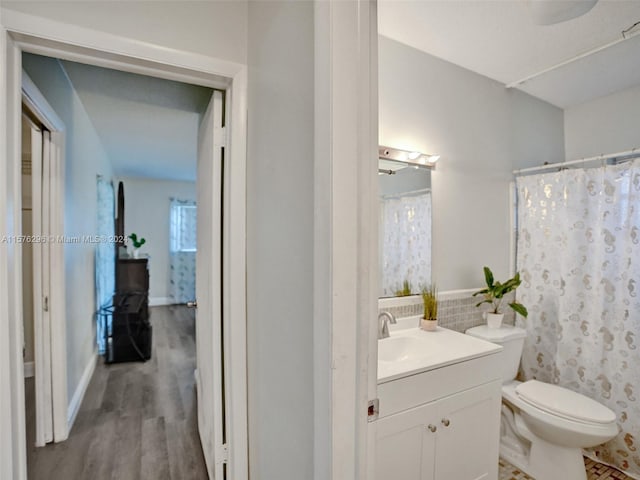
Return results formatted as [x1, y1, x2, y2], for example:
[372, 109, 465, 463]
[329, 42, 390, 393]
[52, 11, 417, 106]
[21, 109, 56, 456]
[19, 83, 68, 455]
[1, 23, 248, 480]
[21, 53, 227, 479]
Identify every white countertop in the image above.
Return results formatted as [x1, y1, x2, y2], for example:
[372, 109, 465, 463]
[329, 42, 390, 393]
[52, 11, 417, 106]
[377, 320, 503, 384]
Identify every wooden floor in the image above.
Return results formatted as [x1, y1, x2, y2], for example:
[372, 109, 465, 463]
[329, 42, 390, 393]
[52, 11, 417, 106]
[25, 305, 208, 480]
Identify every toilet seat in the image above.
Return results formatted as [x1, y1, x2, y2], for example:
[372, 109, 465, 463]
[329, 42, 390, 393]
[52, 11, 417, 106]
[502, 380, 619, 450]
[516, 380, 616, 425]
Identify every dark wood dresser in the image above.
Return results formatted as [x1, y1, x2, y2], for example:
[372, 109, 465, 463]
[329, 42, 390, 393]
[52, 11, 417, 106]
[106, 257, 152, 363]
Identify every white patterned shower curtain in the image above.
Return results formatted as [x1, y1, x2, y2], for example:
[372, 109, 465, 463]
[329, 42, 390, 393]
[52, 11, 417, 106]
[380, 191, 432, 297]
[169, 198, 197, 304]
[516, 159, 640, 478]
[96, 176, 115, 353]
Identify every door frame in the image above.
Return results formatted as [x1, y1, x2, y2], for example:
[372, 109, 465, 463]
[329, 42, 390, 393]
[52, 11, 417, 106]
[0, 9, 248, 480]
[313, 1, 379, 478]
[22, 71, 67, 448]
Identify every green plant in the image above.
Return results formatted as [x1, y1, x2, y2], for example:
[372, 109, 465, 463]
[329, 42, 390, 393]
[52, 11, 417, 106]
[395, 280, 412, 297]
[472, 266, 528, 318]
[421, 284, 438, 320]
[128, 233, 146, 249]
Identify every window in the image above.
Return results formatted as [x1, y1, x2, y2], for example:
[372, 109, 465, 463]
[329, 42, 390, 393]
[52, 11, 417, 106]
[170, 201, 197, 252]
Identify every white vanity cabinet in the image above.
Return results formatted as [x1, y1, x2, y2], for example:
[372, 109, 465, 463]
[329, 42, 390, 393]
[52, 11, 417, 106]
[375, 329, 503, 480]
[376, 381, 501, 480]
[432, 382, 501, 480]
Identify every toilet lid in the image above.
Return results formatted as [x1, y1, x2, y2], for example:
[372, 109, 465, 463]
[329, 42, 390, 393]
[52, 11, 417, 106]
[516, 380, 616, 425]
[466, 325, 527, 343]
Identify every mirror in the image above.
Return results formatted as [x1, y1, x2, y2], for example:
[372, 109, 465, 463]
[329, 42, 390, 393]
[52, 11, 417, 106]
[378, 158, 432, 298]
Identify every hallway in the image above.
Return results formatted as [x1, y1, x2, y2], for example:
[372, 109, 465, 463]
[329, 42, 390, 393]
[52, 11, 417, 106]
[25, 306, 208, 480]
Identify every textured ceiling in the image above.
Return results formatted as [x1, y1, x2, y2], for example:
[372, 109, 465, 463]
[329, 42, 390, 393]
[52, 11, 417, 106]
[61, 59, 213, 182]
[379, 0, 640, 107]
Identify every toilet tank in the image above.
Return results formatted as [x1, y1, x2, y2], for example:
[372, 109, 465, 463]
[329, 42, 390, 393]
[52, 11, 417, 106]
[466, 325, 527, 383]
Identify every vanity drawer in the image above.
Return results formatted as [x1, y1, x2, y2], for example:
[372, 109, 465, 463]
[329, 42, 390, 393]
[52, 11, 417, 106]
[378, 351, 503, 418]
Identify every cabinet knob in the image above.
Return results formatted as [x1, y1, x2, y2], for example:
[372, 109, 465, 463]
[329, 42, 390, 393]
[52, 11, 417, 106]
[427, 424, 437, 433]
[441, 418, 450, 427]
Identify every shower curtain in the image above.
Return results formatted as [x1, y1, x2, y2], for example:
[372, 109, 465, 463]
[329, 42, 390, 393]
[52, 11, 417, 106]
[516, 159, 640, 478]
[169, 198, 197, 304]
[96, 176, 115, 353]
[380, 191, 432, 297]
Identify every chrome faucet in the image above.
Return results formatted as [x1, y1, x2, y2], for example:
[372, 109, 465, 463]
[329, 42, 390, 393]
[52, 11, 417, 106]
[378, 311, 397, 339]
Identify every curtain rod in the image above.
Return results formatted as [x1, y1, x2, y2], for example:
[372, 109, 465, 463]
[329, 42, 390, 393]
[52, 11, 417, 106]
[506, 26, 640, 89]
[513, 147, 640, 176]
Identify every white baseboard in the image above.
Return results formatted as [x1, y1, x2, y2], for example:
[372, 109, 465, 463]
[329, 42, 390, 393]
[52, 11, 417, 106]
[67, 352, 97, 431]
[23, 361, 34, 378]
[149, 296, 172, 306]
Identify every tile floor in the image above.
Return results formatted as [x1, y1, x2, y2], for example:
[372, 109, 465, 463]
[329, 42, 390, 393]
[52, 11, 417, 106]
[499, 457, 633, 480]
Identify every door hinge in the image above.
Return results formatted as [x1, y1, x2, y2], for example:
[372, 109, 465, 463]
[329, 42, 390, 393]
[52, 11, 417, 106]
[368, 398, 379, 422]
[43, 296, 49, 312]
[214, 126, 228, 148]
[217, 443, 229, 463]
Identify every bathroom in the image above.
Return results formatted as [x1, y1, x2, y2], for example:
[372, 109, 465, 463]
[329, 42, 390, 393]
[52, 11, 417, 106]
[376, 2, 639, 480]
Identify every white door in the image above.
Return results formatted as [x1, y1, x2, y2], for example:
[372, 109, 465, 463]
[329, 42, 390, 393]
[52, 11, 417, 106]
[195, 89, 226, 479]
[28, 120, 54, 447]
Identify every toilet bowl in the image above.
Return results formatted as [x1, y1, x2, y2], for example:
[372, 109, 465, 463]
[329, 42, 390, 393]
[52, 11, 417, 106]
[466, 325, 618, 480]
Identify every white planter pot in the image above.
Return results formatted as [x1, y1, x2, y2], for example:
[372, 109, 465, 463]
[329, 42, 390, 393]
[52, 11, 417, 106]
[132, 248, 140, 259]
[486, 313, 504, 329]
[421, 318, 438, 332]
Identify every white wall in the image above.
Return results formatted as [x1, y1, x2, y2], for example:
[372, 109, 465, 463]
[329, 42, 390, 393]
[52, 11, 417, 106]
[120, 176, 196, 302]
[247, 2, 314, 478]
[22, 54, 114, 404]
[379, 37, 565, 290]
[2, 1, 247, 65]
[564, 83, 640, 160]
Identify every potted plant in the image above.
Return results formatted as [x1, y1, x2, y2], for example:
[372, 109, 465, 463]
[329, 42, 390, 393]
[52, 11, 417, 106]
[472, 266, 528, 328]
[421, 284, 438, 331]
[128, 233, 146, 258]
[395, 279, 412, 297]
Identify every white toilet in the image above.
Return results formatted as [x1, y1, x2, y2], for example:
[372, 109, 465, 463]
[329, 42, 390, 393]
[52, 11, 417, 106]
[466, 325, 618, 480]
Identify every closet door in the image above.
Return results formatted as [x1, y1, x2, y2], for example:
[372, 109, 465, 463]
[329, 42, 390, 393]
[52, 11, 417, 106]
[30, 122, 54, 446]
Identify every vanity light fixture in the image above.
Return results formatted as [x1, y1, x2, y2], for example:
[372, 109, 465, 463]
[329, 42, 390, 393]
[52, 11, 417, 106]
[379, 145, 439, 170]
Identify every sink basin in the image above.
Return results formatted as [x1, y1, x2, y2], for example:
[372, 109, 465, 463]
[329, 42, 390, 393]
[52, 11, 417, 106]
[378, 336, 424, 362]
[377, 326, 503, 384]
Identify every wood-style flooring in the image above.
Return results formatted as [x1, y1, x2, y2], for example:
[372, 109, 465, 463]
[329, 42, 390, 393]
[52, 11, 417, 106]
[25, 305, 208, 480]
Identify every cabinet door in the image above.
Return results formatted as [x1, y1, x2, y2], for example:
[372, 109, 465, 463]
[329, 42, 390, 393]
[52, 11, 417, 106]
[375, 402, 437, 480]
[434, 381, 501, 480]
